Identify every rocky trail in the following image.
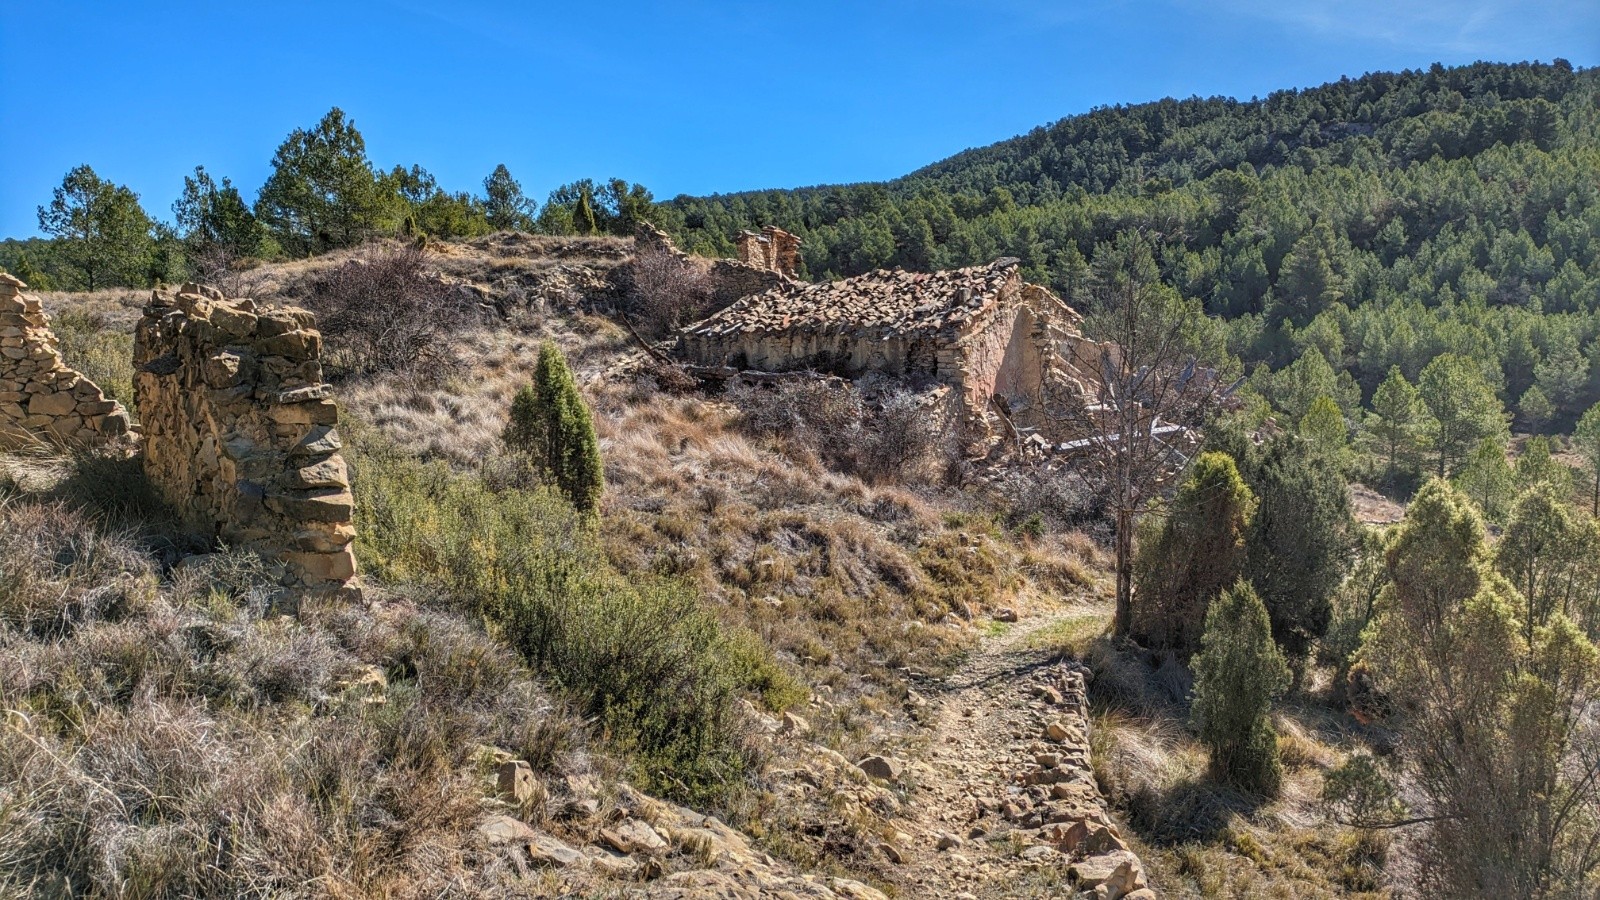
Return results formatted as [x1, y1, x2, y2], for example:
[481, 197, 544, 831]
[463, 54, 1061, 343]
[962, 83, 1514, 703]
[877, 607, 1155, 899]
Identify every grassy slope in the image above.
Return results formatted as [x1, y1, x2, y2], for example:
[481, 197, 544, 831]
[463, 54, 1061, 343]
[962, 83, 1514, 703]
[2, 238, 1400, 897]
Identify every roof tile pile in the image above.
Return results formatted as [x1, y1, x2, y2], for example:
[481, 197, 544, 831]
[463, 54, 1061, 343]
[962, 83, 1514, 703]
[684, 257, 1023, 339]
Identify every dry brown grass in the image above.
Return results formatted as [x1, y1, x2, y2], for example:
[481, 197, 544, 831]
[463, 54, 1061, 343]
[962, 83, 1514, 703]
[1071, 617, 1392, 899]
[0, 476, 588, 899]
[22, 236, 1117, 894]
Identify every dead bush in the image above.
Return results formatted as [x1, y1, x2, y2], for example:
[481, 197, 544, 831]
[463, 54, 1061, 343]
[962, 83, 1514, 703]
[307, 246, 480, 379]
[1000, 466, 1115, 544]
[729, 378, 944, 484]
[854, 388, 943, 484]
[0, 488, 588, 898]
[623, 244, 713, 336]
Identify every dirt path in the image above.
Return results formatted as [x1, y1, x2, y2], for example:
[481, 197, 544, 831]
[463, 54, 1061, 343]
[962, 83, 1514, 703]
[876, 605, 1150, 899]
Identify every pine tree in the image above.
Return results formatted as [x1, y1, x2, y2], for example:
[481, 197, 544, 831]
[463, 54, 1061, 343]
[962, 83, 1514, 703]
[483, 164, 537, 232]
[1455, 437, 1515, 523]
[1518, 385, 1555, 435]
[1191, 580, 1290, 795]
[173, 165, 265, 262]
[1575, 403, 1600, 516]
[1367, 366, 1429, 486]
[255, 108, 390, 255]
[1514, 436, 1569, 497]
[1533, 329, 1589, 421]
[1419, 354, 1507, 477]
[1298, 395, 1348, 462]
[1271, 221, 1345, 327]
[36, 165, 154, 290]
[503, 343, 604, 514]
[8, 251, 50, 291]
[1243, 433, 1352, 668]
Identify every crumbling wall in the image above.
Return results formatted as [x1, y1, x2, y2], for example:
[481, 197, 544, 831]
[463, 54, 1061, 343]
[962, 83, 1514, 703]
[952, 280, 1072, 422]
[0, 273, 133, 450]
[631, 223, 791, 310]
[684, 328, 922, 377]
[706, 258, 789, 307]
[735, 226, 803, 278]
[134, 283, 356, 589]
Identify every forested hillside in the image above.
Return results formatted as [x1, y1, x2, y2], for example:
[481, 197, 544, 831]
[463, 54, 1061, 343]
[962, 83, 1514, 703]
[662, 60, 1600, 460]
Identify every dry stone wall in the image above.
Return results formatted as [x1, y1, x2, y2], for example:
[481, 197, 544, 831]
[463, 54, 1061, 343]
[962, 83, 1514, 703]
[632, 223, 792, 309]
[134, 283, 356, 590]
[0, 273, 133, 450]
[735, 225, 803, 278]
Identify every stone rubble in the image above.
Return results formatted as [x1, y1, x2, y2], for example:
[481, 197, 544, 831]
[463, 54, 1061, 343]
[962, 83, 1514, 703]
[134, 283, 357, 590]
[632, 222, 796, 308]
[0, 273, 133, 450]
[840, 613, 1160, 899]
[472, 754, 892, 899]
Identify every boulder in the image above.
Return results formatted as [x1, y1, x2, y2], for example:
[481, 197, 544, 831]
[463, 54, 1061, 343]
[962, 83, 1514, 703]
[526, 833, 583, 868]
[477, 815, 537, 846]
[856, 754, 902, 781]
[600, 818, 668, 855]
[497, 760, 539, 805]
[1070, 850, 1146, 898]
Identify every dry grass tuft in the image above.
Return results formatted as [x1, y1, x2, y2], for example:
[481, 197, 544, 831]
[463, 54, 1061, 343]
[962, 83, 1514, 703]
[0, 474, 587, 898]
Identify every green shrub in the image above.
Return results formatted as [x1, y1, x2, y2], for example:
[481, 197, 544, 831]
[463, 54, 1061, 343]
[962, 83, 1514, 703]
[1133, 451, 1255, 653]
[503, 343, 604, 515]
[348, 422, 762, 804]
[1191, 580, 1290, 795]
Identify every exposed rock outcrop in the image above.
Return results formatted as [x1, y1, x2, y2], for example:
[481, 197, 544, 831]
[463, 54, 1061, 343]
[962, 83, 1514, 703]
[473, 759, 891, 899]
[0, 273, 133, 450]
[134, 283, 356, 590]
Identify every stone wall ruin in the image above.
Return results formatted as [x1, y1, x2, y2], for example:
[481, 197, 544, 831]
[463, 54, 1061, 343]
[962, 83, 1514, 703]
[680, 259, 1098, 432]
[0, 273, 133, 450]
[735, 225, 803, 278]
[134, 283, 357, 590]
[631, 223, 794, 310]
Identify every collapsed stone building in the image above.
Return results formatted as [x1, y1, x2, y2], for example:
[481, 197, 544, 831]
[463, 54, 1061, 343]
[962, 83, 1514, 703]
[0, 273, 133, 450]
[735, 225, 803, 278]
[632, 222, 801, 310]
[679, 257, 1107, 431]
[135, 284, 357, 591]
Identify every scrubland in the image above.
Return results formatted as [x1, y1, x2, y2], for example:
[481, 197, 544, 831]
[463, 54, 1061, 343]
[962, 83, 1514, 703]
[2, 240, 1400, 898]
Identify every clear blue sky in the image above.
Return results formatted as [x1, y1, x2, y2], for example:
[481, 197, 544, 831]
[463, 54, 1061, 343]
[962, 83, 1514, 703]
[2, 0, 1596, 238]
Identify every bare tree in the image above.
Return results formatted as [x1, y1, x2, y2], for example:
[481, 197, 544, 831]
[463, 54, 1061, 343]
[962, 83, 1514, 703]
[187, 244, 266, 300]
[1049, 231, 1235, 638]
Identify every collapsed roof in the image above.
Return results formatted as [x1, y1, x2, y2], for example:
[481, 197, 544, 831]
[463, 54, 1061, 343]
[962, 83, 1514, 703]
[681, 257, 1047, 340]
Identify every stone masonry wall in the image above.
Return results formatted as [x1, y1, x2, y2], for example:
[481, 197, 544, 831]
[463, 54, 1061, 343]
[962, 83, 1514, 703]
[134, 283, 356, 589]
[632, 222, 791, 309]
[0, 273, 133, 450]
[735, 226, 803, 278]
